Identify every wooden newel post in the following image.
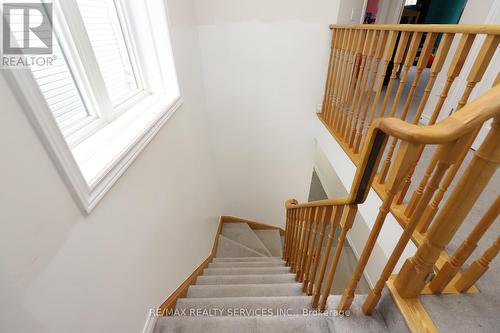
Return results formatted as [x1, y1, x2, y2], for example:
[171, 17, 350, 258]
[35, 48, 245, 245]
[394, 117, 500, 298]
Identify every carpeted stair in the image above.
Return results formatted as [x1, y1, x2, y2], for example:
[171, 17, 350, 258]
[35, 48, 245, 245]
[154, 222, 392, 332]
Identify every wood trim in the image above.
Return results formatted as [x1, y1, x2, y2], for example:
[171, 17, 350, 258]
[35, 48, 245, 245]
[158, 256, 211, 316]
[211, 217, 224, 256]
[159, 217, 224, 316]
[386, 276, 439, 333]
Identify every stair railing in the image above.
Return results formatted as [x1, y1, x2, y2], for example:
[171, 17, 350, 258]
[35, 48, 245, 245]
[284, 80, 500, 313]
[319, 25, 500, 253]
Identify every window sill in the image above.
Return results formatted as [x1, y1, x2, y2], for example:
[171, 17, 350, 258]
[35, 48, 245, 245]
[71, 93, 183, 214]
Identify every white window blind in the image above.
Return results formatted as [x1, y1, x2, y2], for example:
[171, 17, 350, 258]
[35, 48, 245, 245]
[32, 41, 89, 129]
[77, 0, 139, 106]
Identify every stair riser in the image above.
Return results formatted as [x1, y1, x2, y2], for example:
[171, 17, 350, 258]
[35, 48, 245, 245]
[196, 274, 297, 285]
[203, 267, 290, 276]
[187, 283, 303, 298]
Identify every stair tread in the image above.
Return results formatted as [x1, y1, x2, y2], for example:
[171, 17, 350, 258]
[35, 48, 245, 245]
[175, 295, 314, 315]
[156, 307, 389, 333]
[155, 315, 330, 333]
[208, 261, 285, 268]
[253, 229, 283, 257]
[213, 257, 284, 262]
[196, 273, 297, 285]
[203, 266, 290, 276]
[221, 223, 272, 256]
[187, 283, 304, 298]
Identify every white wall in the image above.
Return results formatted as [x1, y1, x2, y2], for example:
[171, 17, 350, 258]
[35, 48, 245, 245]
[193, 0, 342, 226]
[0, 1, 223, 332]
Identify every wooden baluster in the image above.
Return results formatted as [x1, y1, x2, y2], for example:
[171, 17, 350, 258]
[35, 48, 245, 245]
[329, 28, 347, 127]
[338, 141, 420, 311]
[311, 205, 345, 308]
[284, 209, 290, 260]
[345, 30, 374, 145]
[285, 208, 291, 264]
[416, 132, 478, 233]
[395, 117, 500, 298]
[293, 208, 310, 274]
[285, 203, 298, 262]
[360, 31, 399, 152]
[377, 32, 424, 184]
[298, 208, 312, 276]
[342, 30, 368, 140]
[362, 139, 468, 314]
[324, 30, 341, 125]
[349, 30, 380, 148]
[388, 32, 423, 119]
[336, 30, 360, 133]
[332, 29, 353, 129]
[457, 35, 500, 109]
[290, 208, 301, 269]
[291, 209, 299, 264]
[317, 205, 358, 311]
[298, 207, 316, 282]
[377, 31, 411, 119]
[405, 34, 499, 217]
[455, 236, 500, 293]
[353, 31, 389, 153]
[403, 34, 482, 212]
[302, 206, 322, 292]
[429, 196, 500, 293]
[396, 33, 460, 205]
[320, 33, 335, 121]
[293, 208, 305, 272]
[305, 206, 334, 294]
[400, 32, 437, 122]
[286, 209, 294, 265]
[307, 206, 344, 300]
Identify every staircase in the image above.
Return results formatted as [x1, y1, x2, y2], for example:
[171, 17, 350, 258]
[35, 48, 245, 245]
[154, 222, 391, 332]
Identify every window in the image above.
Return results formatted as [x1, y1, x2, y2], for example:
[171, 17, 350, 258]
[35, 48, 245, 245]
[3, 0, 182, 213]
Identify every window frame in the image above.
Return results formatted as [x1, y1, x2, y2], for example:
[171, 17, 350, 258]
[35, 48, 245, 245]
[3, 0, 182, 214]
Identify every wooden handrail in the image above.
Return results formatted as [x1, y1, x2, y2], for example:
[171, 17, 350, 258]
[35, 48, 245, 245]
[373, 85, 500, 144]
[329, 24, 500, 35]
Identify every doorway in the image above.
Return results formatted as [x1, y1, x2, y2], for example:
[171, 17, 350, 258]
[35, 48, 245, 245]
[362, 0, 468, 25]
